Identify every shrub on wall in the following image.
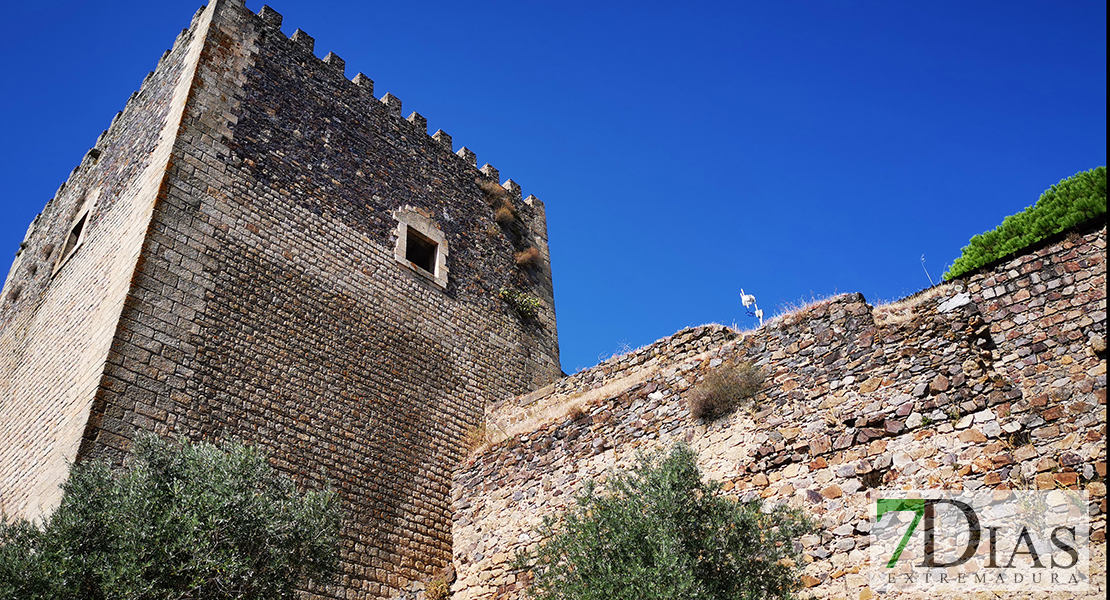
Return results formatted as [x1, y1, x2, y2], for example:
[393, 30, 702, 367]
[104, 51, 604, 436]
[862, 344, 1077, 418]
[0, 434, 341, 600]
[495, 205, 516, 224]
[689, 360, 764, 420]
[478, 178, 508, 202]
[944, 166, 1106, 280]
[425, 577, 450, 600]
[515, 247, 541, 267]
[499, 287, 542, 319]
[516, 444, 812, 600]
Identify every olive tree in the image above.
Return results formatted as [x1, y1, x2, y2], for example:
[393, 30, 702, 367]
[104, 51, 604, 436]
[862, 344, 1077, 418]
[517, 443, 813, 600]
[0, 434, 341, 600]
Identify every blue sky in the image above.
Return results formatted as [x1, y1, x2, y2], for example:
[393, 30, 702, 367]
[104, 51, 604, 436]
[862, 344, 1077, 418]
[1, 0, 1105, 373]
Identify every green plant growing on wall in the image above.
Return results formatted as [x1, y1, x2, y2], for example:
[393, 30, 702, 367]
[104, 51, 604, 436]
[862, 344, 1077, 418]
[688, 360, 765, 420]
[516, 444, 813, 600]
[0, 434, 341, 600]
[499, 287, 542, 319]
[944, 166, 1106, 280]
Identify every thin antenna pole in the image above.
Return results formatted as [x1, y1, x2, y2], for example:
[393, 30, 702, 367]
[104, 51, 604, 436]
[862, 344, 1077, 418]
[921, 255, 935, 287]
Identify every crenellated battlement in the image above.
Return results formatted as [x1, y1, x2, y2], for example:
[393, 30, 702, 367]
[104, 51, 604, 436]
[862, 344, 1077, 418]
[245, 4, 536, 200]
[3, 5, 1101, 600]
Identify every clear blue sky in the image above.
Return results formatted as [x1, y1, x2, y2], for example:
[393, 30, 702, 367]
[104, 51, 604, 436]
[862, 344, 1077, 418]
[1, 0, 1105, 373]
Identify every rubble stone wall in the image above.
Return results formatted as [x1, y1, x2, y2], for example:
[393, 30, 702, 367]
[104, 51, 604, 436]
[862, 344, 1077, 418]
[453, 221, 1106, 600]
[485, 323, 739, 444]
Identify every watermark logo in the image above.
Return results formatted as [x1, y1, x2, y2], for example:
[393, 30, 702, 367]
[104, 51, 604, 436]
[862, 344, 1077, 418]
[870, 490, 1089, 592]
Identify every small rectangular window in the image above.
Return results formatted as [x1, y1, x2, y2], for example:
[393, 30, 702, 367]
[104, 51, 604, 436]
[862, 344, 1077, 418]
[392, 206, 448, 289]
[405, 227, 437, 274]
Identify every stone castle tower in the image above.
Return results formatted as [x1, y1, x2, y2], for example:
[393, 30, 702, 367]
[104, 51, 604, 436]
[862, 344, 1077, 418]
[0, 0, 560, 596]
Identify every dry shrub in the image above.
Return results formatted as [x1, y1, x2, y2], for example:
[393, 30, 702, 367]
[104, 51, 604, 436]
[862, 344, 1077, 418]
[461, 423, 488, 452]
[688, 361, 764, 420]
[478, 178, 507, 200]
[426, 577, 449, 600]
[565, 404, 586, 422]
[494, 205, 516, 224]
[515, 246, 541, 266]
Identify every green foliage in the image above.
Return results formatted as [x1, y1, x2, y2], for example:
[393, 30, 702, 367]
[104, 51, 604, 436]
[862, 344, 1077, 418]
[499, 287, 542, 318]
[944, 167, 1106, 280]
[0, 434, 341, 600]
[517, 444, 813, 600]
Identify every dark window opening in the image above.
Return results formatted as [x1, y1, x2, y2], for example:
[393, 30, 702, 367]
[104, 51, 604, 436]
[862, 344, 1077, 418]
[60, 213, 87, 261]
[405, 228, 437, 274]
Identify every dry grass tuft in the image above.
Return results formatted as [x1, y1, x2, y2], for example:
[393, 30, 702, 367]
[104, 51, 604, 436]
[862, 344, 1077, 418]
[426, 578, 449, 600]
[494, 205, 516, 224]
[873, 283, 956, 327]
[767, 292, 847, 325]
[486, 369, 656, 447]
[478, 178, 507, 200]
[461, 422, 489, 453]
[688, 360, 764, 420]
[565, 404, 587, 422]
[514, 246, 541, 267]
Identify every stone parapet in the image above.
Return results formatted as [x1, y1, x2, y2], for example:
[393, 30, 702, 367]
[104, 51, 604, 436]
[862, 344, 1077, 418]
[452, 224, 1106, 600]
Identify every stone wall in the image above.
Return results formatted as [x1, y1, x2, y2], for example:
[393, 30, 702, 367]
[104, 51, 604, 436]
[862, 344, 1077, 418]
[485, 324, 738, 445]
[0, 5, 210, 520]
[66, 1, 560, 599]
[452, 222, 1106, 600]
[2, 1, 561, 598]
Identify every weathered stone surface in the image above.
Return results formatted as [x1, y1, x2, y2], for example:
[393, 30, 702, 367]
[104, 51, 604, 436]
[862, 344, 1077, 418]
[0, 3, 1106, 599]
[453, 223, 1107, 600]
[0, 2, 561, 598]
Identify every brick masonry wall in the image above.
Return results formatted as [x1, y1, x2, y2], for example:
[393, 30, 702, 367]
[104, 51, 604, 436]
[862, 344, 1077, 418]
[0, 5, 211, 520]
[63, 1, 560, 599]
[452, 223, 1106, 600]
